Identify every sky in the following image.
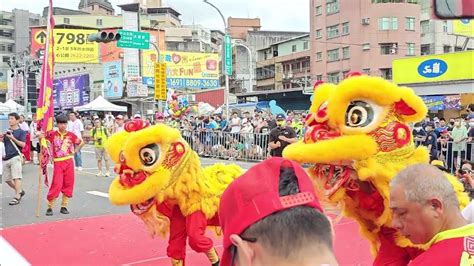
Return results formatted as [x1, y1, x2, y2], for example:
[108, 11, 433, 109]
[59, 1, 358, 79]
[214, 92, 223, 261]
[2, 0, 310, 32]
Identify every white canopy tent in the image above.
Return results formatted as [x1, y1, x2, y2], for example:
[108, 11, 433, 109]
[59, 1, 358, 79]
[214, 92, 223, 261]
[74, 96, 127, 112]
[0, 102, 11, 114]
[4, 99, 25, 113]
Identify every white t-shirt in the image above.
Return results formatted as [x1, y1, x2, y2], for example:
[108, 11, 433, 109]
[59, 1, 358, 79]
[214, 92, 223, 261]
[462, 200, 474, 224]
[19, 122, 30, 132]
[0, 142, 5, 174]
[30, 121, 39, 146]
[230, 117, 241, 133]
[67, 119, 84, 138]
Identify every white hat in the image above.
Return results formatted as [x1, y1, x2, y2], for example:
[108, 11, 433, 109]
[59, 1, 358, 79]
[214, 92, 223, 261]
[116, 115, 124, 120]
[134, 114, 141, 119]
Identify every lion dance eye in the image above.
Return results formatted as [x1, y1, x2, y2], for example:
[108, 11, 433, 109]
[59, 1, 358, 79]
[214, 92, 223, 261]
[345, 101, 374, 128]
[119, 152, 126, 163]
[139, 144, 160, 167]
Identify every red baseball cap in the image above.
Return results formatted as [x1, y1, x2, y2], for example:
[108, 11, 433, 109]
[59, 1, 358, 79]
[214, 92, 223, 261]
[219, 157, 323, 266]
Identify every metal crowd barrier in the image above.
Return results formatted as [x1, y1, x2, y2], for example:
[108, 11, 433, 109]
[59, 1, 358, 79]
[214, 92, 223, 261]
[181, 129, 271, 162]
[181, 129, 473, 169]
[415, 140, 473, 174]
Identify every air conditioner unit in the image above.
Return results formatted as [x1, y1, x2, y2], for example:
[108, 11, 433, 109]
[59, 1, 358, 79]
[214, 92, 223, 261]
[361, 18, 370, 25]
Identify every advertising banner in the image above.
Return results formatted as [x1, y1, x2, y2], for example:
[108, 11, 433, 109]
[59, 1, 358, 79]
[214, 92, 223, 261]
[31, 28, 99, 63]
[421, 95, 461, 111]
[393, 51, 473, 84]
[9, 72, 24, 99]
[126, 80, 148, 98]
[103, 61, 123, 99]
[0, 69, 7, 91]
[159, 51, 220, 89]
[53, 74, 90, 109]
[453, 19, 474, 38]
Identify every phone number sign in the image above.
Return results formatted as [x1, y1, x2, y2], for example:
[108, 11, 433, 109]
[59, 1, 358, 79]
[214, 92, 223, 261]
[31, 28, 99, 63]
[167, 78, 220, 89]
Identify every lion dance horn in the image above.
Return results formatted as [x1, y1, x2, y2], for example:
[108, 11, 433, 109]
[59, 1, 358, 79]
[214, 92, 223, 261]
[125, 119, 150, 133]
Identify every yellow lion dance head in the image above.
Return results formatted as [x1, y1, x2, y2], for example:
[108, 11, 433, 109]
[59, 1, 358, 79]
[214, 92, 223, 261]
[284, 74, 468, 252]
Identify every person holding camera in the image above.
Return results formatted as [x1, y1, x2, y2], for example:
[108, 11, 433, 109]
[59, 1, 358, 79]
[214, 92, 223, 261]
[39, 114, 84, 216]
[90, 118, 110, 177]
[268, 114, 297, 157]
[457, 161, 474, 200]
[3, 113, 27, 206]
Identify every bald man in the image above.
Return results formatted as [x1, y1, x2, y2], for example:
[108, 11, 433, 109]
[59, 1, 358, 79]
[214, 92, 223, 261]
[389, 164, 473, 265]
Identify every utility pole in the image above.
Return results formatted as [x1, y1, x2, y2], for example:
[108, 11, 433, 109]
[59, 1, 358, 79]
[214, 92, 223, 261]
[203, 0, 231, 119]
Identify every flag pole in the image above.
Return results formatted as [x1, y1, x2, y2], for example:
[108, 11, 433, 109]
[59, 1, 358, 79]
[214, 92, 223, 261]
[36, 146, 43, 217]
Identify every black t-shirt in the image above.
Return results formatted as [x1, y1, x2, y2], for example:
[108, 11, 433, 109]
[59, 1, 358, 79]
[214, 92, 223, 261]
[469, 127, 474, 138]
[269, 126, 297, 157]
[422, 131, 438, 156]
[267, 119, 277, 129]
[4, 128, 27, 161]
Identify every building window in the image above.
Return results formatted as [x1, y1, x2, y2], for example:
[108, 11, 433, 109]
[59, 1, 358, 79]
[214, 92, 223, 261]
[328, 72, 340, 83]
[362, 68, 370, 75]
[327, 24, 339, 39]
[378, 17, 398, 30]
[443, 45, 451, 53]
[303, 41, 309, 50]
[421, 44, 432, 55]
[96, 19, 103, 26]
[292, 45, 297, 52]
[64, 18, 70, 24]
[7, 45, 12, 52]
[2, 56, 9, 63]
[316, 74, 323, 81]
[443, 20, 448, 32]
[342, 22, 349, 35]
[405, 17, 415, 31]
[316, 5, 323, 15]
[362, 43, 371, 50]
[327, 48, 339, 62]
[406, 43, 415, 55]
[420, 20, 430, 34]
[316, 52, 322, 61]
[380, 43, 398, 55]
[380, 68, 392, 80]
[342, 47, 350, 59]
[316, 29, 322, 39]
[326, 0, 340, 15]
[0, 45, 4, 51]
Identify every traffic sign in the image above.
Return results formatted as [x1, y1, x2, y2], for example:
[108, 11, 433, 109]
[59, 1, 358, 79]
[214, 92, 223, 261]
[154, 62, 167, 101]
[224, 35, 232, 76]
[117, 30, 150, 50]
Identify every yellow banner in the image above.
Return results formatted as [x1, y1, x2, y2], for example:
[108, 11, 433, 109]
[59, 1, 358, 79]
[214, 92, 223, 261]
[31, 28, 99, 63]
[392, 51, 474, 84]
[453, 19, 474, 38]
[142, 49, 158, 78]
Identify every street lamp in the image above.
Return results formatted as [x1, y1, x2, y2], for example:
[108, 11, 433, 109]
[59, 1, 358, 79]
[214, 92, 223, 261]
[203, 0, 230, 119]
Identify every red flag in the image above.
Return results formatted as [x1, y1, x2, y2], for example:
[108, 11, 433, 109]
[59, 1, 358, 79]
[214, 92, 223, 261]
[36, 0, 55, 186]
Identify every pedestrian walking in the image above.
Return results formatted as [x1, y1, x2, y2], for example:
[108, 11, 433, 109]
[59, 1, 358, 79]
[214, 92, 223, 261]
[3, 113, 27, 206]
[90, 118, 110, 177]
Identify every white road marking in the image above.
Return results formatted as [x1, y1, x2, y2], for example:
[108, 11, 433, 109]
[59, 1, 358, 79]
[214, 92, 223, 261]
[0, 236, 31, 266]
[86, 191, 109, 198]
[122, 244, 223, 265]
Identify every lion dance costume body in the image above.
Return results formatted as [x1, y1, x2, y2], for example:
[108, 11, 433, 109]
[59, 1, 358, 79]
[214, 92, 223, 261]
[283, 75, 468, 265]
[105, 120, 243, 266]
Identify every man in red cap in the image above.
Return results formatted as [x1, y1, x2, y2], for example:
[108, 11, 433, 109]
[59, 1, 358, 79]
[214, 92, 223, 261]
[219, 157, 337, 266]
